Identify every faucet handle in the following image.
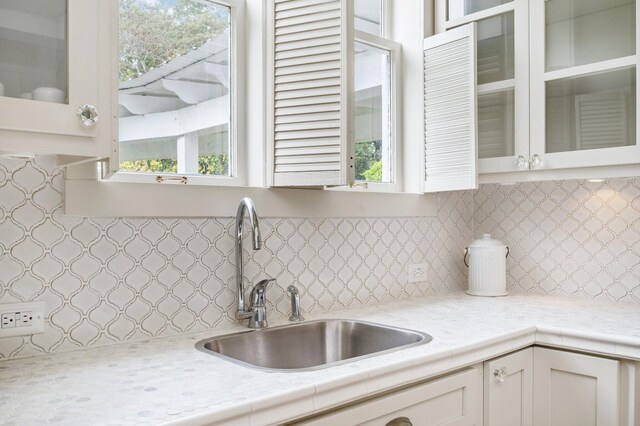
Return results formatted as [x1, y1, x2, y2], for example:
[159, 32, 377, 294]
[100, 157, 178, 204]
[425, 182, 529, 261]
[250, 278, 275, 308]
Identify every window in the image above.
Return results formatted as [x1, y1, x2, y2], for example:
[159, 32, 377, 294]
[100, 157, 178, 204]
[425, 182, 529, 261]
[117, 0, 235, 182]
[355, 0, 383, 36]
[353, 1, 401, 188]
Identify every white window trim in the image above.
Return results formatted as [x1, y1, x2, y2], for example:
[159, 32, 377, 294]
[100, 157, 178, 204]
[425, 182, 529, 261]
[65, 0, 436, 218]
[104, 0, 246, 187]
[336, 28, 403, 194]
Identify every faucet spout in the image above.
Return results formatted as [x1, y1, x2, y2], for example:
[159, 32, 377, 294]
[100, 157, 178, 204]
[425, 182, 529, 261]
[235, 197, 262, 319]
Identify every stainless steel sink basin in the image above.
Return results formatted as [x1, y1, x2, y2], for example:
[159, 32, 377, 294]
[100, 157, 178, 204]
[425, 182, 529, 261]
[196, 320, 432, 371]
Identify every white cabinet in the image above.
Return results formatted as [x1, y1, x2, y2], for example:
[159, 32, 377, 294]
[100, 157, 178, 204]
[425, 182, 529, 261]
[293, 366, 483, 426]
[533, 347, 621, 426]
[434, 0, 530, 177]
[293, 346, 636, 426]
[484, 347, 534, 426]
[423, 24, 479, 193]
[0, 0, 110, 164]
[486, 346, 626, 426]
[529, 0, 640, 171]
[433, 0, 640, 183]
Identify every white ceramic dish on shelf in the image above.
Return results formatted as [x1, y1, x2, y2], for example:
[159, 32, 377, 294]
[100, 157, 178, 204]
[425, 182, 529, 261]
[32, 87, 65, 103]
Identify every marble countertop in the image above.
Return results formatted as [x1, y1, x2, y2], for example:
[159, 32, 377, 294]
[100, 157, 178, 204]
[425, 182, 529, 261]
[1, 292, 639, 426]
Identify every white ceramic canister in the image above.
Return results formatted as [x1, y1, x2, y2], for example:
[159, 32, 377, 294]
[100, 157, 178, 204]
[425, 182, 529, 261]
[464, 234, 509, 297]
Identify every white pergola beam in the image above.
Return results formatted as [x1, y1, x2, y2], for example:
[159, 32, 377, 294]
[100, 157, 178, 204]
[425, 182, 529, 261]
[119, 95, 229, 142]
[161, 79, 225, 104]
[203, 62, 229, 88]
[119, 93, 185, 115]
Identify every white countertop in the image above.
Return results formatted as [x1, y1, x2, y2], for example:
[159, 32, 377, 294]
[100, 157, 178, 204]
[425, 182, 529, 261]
[1, 292, 639, 426]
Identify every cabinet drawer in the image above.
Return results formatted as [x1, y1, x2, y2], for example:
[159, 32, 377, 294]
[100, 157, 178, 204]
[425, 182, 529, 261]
[294, 367, 482, 426]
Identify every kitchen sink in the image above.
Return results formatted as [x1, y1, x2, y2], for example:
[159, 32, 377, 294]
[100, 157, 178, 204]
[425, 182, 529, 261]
[195, 319, 432, 371]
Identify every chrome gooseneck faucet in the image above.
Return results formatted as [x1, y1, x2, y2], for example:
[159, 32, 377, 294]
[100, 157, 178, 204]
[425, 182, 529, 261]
[234, 197, 275, 328]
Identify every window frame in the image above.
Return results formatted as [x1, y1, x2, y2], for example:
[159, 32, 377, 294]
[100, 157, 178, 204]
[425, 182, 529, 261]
[105, 0, 246, 187]
[342, 20, 403, 193]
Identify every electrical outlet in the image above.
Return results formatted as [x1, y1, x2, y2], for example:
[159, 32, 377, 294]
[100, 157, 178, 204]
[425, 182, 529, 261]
[0, 302, 44, 338]
[19, 311, 33, 327]
[1, 313, 15, 328]
[408, 263, 428, 283]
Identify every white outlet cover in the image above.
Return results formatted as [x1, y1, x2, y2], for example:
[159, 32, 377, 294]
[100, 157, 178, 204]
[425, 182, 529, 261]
[408, 263, 428, 283]
[0, 302, 45, 338]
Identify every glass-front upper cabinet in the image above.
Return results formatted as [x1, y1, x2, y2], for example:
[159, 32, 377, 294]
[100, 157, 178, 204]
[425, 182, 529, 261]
[529, 0, 640, 170]
[0, 0, 108, 162]
[437, 0, 529, 174]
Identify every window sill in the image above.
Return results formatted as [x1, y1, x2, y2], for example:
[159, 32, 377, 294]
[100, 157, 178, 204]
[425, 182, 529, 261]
[64, 177, 436, 218]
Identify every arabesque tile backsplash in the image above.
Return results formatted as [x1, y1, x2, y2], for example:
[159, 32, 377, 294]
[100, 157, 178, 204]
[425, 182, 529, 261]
[2, 157, 640, 361]
[474, 179, 640, 304]
[0, 158, 471, 359]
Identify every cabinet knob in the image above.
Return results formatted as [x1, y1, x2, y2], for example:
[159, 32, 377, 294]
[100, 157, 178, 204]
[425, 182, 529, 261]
[78, 104, 98, 127]
[494, 367, 508, 382]
[529, 154, 542, 168]
[515, 155, 528, 168]
[386, 417, 412, 426]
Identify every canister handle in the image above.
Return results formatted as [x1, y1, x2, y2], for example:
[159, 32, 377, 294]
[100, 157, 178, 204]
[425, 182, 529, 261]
[464, 246, 509, 267]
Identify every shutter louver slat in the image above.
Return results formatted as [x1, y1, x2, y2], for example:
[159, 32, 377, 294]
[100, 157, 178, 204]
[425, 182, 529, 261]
[275, 0, 334, 12]
[275, 137, 341, 149]
[275, 61, 339, 76]
[275, 9, 340, 29]
[423, 24, 478, 193]
[275, 85, 341, 100]
[268, 0, 352, 187]
[275, 120, 341, 132]
[276, 27, 340, 45]
[275, 44, 340, 61]
[275, 111, 340, 124]
[275, 17, 340, 36]
[275, 2, 340, 20]
[275, 96, 340, 110]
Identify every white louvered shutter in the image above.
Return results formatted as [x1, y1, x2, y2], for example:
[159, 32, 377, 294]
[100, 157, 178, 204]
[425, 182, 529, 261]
[267, 0, 354, 187]
[423, 24, 478, 193]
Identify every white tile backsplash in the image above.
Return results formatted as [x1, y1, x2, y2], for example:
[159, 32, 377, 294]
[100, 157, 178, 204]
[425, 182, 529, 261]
[474, 179, 640, 304]
[4, 156, 639, 361]
[0, 158, 472, 359]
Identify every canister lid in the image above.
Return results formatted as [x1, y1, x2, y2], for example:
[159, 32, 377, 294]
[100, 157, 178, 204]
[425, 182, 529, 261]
[468, 233, 506, 248]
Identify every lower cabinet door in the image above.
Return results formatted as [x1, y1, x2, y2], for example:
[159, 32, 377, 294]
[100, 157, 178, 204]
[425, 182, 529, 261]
[294, 367, 482, 426]
[484, 347, 534, 426]
[533, 347, 620, 426]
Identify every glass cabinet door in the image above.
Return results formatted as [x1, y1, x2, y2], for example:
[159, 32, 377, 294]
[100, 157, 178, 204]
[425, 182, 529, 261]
[0, 0, 99, 139]
[530, 0, 640, 170]
[439, 0, 530, 174]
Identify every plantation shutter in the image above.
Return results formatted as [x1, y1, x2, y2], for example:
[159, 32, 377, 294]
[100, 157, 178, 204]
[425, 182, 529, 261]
[423, 24, 478, 193]
[267, 0, 354, 187]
